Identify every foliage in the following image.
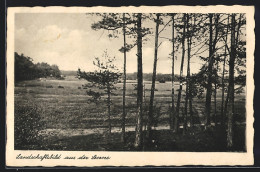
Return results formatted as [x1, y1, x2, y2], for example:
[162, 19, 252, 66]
[35, 63, 61, 78]
[91, 13, 152, 52]
[77, 50, 121, 104]
[15, 52, 38, 81]
[15, 52, 62, 82]
[126, 73, 180, 82]
[14, 102, 45, 149]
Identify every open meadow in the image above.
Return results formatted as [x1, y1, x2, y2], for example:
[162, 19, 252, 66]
[14, 76, 246, 151]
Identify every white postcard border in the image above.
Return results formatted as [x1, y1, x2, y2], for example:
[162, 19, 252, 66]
[6, 5, 255, 167]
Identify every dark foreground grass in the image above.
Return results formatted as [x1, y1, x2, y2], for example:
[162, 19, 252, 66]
[15, 124, 246, 152]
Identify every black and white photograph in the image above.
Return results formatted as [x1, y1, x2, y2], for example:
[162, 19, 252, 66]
[6, 6, 254, 166]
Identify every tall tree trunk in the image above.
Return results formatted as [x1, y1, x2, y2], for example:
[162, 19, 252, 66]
[227, 14, 241, 148]
[227, 14, 236, 148]
[121, 13, 127, 143]
[183, 14, 190, 134]
[135, 13, 143, 149]
[205, 14, 219, 127]
[147, 13, 160, 139]
[221, 16, 229, 126]
[205, 14, 213, 127]
[189, 15, 196, 128]
[174, 13, 186, 133]
[170, 14, 175, 130]
[224, 14, 242, 122]
[188, 15, 193, 129]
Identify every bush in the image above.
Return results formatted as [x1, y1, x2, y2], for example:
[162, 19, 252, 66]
[158, 79, 165, 83]
[14, 102, 45, 149]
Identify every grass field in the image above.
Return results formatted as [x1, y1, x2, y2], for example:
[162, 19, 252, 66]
[14, 76, 246, 151]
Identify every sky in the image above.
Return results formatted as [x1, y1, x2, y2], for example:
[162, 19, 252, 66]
[15, 13, 209, 74]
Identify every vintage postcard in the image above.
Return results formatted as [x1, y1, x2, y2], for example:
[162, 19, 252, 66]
[6, 5, 254, 166]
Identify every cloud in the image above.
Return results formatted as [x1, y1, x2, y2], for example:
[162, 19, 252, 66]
[15, 14, 203, 74]
[36, 25, 64, 42]
[15, 24, 96, 70]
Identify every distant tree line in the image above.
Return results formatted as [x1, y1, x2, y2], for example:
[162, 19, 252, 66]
[126, 73, 180, 82]
[15, 52, 61, 82]
[63, 70, 236, 83]
[63, 70, 183, 82]
[60, 70, 77, 76]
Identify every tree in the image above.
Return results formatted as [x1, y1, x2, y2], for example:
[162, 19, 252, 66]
[224, 13, 245, 148]
[205, 14, 214, 127]
[121, 13, 127, 143]
[134, 13, 143, 149]
[188, 14, 198, 128]
[15, 52, 61, 82]
[170, 13, 176, 130]
[50, 65, 62, 78]
[147, 13, 160, 140]
[205, 14, 220, 127]
[91, 13, 135, 143]
[174, 13, 186, 133]
[221, 15, 230, 126]
[91, 13, 151, 147]
[226, 14, 236, 148]
[15, 52, 37, 82]
[77, 50, 121, 136]
[183, 14, 192, 134]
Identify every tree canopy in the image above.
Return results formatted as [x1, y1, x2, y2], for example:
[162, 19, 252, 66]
[15, 52, 62, 82]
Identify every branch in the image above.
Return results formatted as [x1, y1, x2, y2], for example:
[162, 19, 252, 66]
[158, 19, 172, 35]
[158, 42, 163, 48]
[220, 33, 231, 55]
[158, 36, 171, 40]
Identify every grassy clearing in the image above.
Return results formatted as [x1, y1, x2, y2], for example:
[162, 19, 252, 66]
[14, 77, 246, 151]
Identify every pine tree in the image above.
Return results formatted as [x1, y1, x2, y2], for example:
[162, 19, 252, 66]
[226, 14, 236, 148]
[147, 13, 160, 140]
[170, 13, 176, 130]
[183, 14, 191, 134]
[205, 14, 220, 127]
[77, 50, 121, 137]
[134, 13, 143, 149]
[174, 13, 186, 133]
[91, 13, 136, 143]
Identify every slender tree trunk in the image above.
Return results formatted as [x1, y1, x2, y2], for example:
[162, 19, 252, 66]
[224, 14, 241, 122]
[170, 14, 175, 130]
[221, 16, 229, 126]
[147, 14, 160, 139]
[183, 14, 190, 134]
[121, 13, 127, 143]
[174, 14, 186, 133]
[107, 82, 111, 136]
[189, 15, 196, 128]
[135, 13, 143, 149]
[205, 14, 219, 127]
[227, 14, 236, 148]
[214, 62, 218, 125]
[189, 90, 193, 128]
[205, 14, 213, 127]
[224, 84, 230, 119]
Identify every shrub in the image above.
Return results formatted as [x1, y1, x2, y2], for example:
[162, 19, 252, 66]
[158, 79, 165, 83]
[14, 102, 45, 149]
